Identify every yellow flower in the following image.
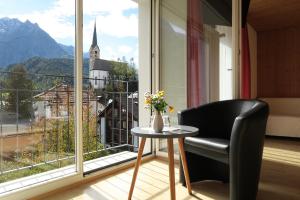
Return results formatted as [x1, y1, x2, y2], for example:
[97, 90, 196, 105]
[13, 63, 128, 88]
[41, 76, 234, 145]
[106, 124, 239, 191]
[145, 98, 151, 105]
[158, 90, 164, 97]
[168, 106, 174, 113]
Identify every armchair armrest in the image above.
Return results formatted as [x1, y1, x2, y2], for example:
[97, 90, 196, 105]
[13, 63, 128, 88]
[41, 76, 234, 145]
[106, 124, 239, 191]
[229, 102, 269, 199]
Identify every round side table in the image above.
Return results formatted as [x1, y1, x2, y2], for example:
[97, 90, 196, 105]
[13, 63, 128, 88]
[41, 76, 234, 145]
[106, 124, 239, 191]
[128, 125, 198, 200]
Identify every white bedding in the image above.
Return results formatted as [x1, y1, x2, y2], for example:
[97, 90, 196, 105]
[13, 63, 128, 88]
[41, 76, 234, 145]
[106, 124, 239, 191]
[260, 98, 300, 138]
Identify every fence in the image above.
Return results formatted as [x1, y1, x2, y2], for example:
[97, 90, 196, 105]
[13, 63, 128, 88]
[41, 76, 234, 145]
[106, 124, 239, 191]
[0, 71, 138, 181]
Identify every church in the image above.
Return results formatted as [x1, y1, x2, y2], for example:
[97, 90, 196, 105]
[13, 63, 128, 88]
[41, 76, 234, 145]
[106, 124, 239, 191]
[89, 21, 113, 89]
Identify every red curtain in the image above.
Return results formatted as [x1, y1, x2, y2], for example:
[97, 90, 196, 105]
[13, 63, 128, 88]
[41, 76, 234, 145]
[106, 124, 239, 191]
[187, 0, 205, 108]
[241, 26, 251, 99]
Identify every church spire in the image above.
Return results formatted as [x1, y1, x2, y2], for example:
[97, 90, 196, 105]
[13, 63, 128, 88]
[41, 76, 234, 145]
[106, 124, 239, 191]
[92, 20, 98, 48]
[89, 19, 100, 71]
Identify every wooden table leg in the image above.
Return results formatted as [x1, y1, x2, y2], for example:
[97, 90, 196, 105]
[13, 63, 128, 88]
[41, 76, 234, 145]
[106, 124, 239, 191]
[178, 138, 192, 194]
[128, 137, 146, 200]
[167, 138, 176, 200]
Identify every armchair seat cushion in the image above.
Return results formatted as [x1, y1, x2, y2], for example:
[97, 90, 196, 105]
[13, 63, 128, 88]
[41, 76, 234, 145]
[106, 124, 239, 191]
[185, 137, 230, 154]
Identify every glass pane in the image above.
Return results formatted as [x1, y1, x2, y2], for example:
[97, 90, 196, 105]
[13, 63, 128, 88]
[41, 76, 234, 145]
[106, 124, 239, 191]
[0, 0, 76, 193]
[159, 0, 233, 154]
[159, 0, 187, 154]
[82, 0, 148, 173]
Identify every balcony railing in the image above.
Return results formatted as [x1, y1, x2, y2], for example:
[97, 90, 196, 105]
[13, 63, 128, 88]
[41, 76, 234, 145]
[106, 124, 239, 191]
[0, 71, 139, 183]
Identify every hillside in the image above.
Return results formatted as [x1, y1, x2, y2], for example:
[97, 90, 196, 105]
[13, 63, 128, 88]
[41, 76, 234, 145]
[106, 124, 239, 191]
[0, 18, 72, 67]
[5, 57, 89, 89]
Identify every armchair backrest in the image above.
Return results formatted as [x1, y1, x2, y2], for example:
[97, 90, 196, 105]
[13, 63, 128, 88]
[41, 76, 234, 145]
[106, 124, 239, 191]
[178, 99, 268, 139]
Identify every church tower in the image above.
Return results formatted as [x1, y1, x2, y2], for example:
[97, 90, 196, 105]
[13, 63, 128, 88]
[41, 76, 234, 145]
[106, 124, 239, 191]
[89, 20, 100, 70]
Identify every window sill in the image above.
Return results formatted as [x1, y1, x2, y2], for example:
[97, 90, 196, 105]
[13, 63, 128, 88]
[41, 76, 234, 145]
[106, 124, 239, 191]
[0, 151, 138, 195]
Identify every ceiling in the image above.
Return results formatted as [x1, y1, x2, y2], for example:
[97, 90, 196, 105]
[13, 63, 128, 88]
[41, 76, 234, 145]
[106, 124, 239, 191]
[247, 0, 300, 31]
[203, 0, 232, 26]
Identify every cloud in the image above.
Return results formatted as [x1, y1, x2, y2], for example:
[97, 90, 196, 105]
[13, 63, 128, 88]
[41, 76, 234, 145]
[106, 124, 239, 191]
[104, 46, 114, 55]
[83, 1, 138, 41]
[95, 12, 138, 38]
[118, 45, 133, 54]
[1, 0, 138, 41]
[0, 0, 139, 64]
[83, 0, 137, 15]
[1, 0, 75, 41]
[102, 46, 116, 60]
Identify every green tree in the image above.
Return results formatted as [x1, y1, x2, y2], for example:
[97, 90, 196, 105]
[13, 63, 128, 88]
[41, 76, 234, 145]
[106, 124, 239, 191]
[105, 57, 138, 92]
[110, 60, 137, 81]
[6, 64, 34, 119]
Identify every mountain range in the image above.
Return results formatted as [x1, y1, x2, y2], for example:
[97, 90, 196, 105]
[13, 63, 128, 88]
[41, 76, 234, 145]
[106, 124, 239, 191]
[0, 17, 78, 68]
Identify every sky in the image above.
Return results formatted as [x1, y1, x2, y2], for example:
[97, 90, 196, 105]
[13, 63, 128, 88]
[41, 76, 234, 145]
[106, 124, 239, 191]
[0, 0, 138, 65]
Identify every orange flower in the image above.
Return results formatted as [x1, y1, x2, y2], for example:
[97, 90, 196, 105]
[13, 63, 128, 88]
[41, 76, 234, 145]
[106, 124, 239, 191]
[168, 106, 174, 113]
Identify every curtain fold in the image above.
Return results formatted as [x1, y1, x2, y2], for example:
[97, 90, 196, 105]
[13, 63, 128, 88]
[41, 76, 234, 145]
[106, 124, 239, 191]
[241, 26, 251, 99]
[187, 0, 205, 108]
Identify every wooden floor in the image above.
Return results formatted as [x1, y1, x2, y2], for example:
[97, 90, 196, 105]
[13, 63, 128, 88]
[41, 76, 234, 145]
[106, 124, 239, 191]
[39, 138, 300, 200]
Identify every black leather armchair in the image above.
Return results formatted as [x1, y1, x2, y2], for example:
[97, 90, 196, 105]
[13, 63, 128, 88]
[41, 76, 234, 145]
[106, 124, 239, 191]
[178, 99, 269, 200]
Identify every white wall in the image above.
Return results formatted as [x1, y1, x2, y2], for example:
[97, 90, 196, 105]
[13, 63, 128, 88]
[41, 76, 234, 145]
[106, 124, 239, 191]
[89, 70, 109, 89]
[217, 25, 233, 100]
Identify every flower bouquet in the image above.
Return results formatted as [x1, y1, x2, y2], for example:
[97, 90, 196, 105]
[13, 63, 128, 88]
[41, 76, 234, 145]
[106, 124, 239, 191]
[144, 91, 174, 132]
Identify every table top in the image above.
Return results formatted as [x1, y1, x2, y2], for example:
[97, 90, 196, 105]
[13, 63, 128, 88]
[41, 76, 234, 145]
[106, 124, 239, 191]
[131, 125, 199, 138]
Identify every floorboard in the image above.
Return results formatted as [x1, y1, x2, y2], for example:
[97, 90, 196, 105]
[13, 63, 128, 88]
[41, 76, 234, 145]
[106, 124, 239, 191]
[37, 138, 300, 200]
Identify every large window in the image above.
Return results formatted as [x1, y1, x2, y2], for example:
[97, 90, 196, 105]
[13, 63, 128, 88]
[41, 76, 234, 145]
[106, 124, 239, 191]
[0, 0, 76, 192]
[0, 0, 152, 198]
